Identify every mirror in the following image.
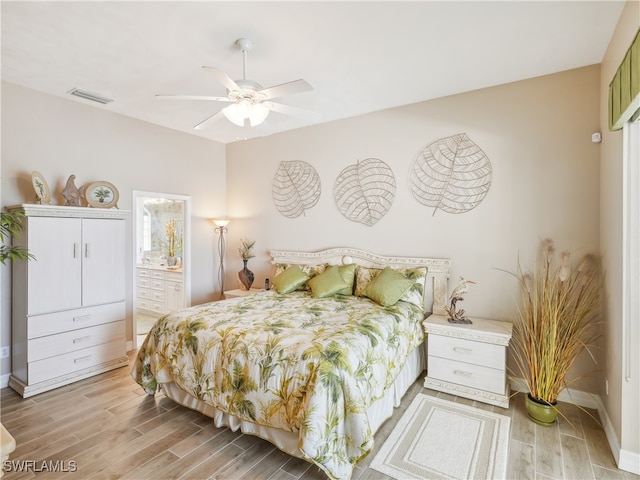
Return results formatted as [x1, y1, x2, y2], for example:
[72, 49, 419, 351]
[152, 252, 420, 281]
[133, 191, 191, 348]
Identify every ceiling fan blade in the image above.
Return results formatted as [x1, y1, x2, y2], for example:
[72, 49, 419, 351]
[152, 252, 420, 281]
[202, 66, 240, 92]
[156, 94, 232, 102]
[193, 110, 226, 130]
[268, 102, 321, 122]
[259, 79, 312, 100]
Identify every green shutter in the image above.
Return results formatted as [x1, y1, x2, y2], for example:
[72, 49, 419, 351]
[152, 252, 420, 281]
[609, 28, 640, 131]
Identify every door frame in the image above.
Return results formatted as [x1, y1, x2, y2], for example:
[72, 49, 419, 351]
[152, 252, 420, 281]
[132, 190, 191, 348]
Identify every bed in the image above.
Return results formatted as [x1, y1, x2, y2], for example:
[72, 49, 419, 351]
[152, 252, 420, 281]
[132, 248, 451, 480]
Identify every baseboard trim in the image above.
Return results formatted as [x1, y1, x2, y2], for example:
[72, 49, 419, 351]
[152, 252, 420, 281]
[618, 449, 640, 475]
[510, 377, 640, 475]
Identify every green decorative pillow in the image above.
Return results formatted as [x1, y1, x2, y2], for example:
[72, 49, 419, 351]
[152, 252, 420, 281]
[336, 263, 357, 296]
[308, 265, 350, 298]
[362, 266, 416, 307]
[399, 267, 428, 309]
[273, 265, 310, 294]
[273, 263, 327, 291]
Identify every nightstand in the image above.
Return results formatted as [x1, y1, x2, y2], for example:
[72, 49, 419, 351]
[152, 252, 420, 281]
[223, 288, 264, 299]
[423, 314, 513, 408]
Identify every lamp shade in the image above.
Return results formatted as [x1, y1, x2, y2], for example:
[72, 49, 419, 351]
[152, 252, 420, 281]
[213, 218, 230, 228]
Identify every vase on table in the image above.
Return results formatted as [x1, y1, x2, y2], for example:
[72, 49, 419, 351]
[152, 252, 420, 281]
[167, 256, 178, 267]
[238, 259, 254, 290]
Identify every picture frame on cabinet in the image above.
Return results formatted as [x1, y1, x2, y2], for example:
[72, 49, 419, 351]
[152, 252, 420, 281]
[31, 171, 51, 204]
[85, 181, 119, 209]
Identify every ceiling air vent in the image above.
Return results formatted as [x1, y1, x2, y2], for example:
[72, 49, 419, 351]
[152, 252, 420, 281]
[67, 88, 113, 105]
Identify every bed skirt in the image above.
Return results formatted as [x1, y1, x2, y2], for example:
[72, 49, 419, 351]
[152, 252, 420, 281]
[160, 344, 426, 462]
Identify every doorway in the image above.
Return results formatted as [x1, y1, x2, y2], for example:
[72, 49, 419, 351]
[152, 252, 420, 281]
[132, 191, 191, 348]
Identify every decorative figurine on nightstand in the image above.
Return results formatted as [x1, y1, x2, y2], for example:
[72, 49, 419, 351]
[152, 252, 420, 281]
[445, 276, 476, 324]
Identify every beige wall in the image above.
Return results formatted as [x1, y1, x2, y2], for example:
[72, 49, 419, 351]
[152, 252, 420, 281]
[0, 82, 227, 376]
[226, 65, 603, 392]
[599, 0, 640, 465]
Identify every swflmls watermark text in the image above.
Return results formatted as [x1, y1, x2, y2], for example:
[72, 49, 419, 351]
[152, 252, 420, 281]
[3, 460, 77, 473]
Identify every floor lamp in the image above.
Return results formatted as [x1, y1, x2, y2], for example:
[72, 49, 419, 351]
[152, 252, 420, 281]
[212, 219, 230, 299]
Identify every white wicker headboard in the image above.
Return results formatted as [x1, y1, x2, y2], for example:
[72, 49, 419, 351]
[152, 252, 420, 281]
[270, 247, 451, 315]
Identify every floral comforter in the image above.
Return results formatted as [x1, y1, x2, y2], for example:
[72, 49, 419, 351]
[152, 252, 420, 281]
[131, 290, 424, 480]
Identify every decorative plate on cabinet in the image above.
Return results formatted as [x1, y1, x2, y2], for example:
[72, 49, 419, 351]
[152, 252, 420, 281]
[85, 181, 119, 208]
[31, 171, 51, 204]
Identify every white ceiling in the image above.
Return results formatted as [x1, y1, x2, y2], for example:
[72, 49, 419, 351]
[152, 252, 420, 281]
[1, 1, 625, 144]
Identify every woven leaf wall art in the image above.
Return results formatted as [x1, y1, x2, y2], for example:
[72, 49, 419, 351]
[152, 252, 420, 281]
[272, 160, 321, 218]
[410, 133, 492, 215]
[334, 158, 396, 227]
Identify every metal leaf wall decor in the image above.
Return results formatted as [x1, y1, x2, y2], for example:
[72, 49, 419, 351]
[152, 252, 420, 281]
[272, 160, 321, 218]
[334, 158, 396, 227]
[410, 133, 492, 215]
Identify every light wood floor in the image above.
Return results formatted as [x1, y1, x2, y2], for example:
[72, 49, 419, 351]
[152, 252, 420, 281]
[1, 352, 637, 480]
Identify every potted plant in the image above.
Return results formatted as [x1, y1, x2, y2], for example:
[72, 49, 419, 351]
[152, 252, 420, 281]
[509, 238, 600, 426]
[164, 219, 179, 267]
[0, 210, 35, 264]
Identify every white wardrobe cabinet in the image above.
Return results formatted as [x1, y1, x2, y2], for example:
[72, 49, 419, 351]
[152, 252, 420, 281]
[9, 205, 129, 398]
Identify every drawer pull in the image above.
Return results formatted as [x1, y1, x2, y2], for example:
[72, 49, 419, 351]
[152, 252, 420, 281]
[453, 347, 473, 354]
[74, 355, 92, 364]
[454, 369, 472, 377]
[73, 336, 91, 344]
[73, 315, 91, 322]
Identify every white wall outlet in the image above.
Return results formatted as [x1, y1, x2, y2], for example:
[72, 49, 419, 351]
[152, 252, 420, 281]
[0, 346, 9, 359]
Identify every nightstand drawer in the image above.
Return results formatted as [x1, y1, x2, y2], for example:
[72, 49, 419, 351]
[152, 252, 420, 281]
[428, 356, 506, 395]
[428, 335, 504, 370]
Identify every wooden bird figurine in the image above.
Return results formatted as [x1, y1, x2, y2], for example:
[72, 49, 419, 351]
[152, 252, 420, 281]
[61, 174, 83, 206]
[445, 276, 476, 324]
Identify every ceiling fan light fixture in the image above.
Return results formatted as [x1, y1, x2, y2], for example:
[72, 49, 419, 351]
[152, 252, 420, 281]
[249, 103, 270, 126]
[223, 100, 270, 127]
[222, 103, 246, 126]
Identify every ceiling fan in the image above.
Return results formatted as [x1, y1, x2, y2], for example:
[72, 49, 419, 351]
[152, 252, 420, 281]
[156, 38, 313, 129]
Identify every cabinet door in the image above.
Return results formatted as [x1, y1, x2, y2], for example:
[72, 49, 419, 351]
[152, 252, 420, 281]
[165, 280, 184, 313]
[27, 217, 82, 315]
[82, 218, 125, 306]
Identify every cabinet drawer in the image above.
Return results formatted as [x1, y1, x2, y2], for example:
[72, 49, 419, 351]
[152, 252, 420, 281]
[28, 320, 125, 362]
[150, 280, 164, 290]
[137, 276, 151, 288]
[138, 288, 164, 301]
[28, 340, 125, 384]
[138, 287, 153, 299]
[428, 334, 505, 370]
[149, 270, 165, 280]
[28, 302, 125, 339]
[138, 298, 164, 313]
[428, 356, 506, 395]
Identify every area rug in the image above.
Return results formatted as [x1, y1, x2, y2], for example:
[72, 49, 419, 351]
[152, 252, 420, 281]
[370, 394, 511, 480]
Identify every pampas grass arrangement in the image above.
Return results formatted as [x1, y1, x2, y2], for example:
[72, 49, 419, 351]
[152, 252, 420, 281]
[510, 238, 601, 405]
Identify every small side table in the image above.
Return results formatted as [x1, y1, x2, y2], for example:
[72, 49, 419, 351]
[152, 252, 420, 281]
[423, 314, 513, 408]
[223, 288, 264, 299]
